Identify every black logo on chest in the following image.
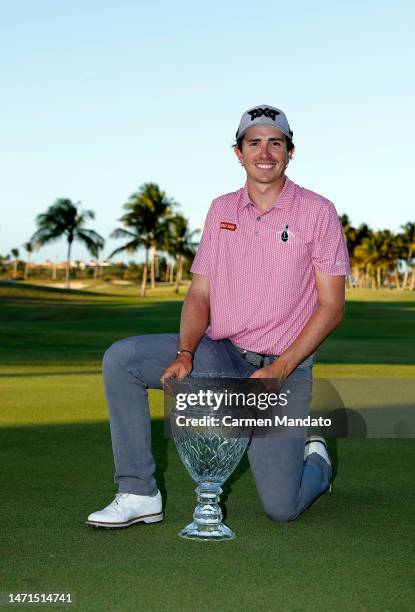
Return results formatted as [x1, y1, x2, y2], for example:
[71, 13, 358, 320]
[280, 225, 289, 243]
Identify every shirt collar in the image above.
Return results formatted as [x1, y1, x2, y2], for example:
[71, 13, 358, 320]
[239, 176, 296, 211]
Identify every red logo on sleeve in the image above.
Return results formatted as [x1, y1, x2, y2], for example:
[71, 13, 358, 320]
[220, 221, 237, 231]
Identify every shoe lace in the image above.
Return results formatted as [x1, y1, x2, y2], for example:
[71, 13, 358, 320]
[113, 493, 129, 506]
[108, 493, 130, 513]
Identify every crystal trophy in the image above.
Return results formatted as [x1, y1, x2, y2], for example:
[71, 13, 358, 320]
[168, 377, 253, 541]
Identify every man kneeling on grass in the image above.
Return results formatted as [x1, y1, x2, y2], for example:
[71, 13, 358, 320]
[86, 104, 350, 528]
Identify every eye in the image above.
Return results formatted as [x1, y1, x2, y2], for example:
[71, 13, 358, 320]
[249, 142, 258, 147]
[272, 141, 281, 146]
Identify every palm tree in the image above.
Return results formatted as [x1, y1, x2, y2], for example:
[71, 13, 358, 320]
[93, 246, 104, 280]
[373, 230, 398, 289]
[11, 248, 19, 277]
[110, 184, 176, 297]
[110, 202, 153, 297]
[137, 184, 176, 288]
[22, 241, 35, 280]
[354, 232, 379, 288]
[400, 222, 415, 289]
[340, 216, 370, 288]
[164, 215, 199, 294]
[339, 215, 355, 287]
[31, 198, 105, 289]
[354, 229, 400, 289]
[339, 214, 355, 244]
[165, 259, 175, 284]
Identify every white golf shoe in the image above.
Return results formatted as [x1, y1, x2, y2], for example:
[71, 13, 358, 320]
[86, 490, 163, 529]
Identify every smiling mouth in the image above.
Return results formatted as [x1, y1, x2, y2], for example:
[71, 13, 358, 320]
[255, 163, 275, 169]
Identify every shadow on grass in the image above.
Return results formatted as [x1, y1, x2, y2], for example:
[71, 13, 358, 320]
[0, 418, 249, 527]
[0, 418, 256, 514]
[0, 370, 102, 378]
[0, 300, 183, 365]
[0, 419, 170, 508]
[2, 418, 413, 611]
[3, 285, 415, 367]
[3, 418, 410, 532]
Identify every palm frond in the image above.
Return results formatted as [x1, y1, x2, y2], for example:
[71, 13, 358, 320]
[30, 227, 65, 246]
[110, 228, 137, 240]
[31, 198, 104, 256]
[75, 229, 105, 257]
[108, 238, 142, 259]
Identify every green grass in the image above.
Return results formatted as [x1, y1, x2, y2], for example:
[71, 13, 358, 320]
[1, 281, 415, 371]
[0, 282, 414, 610]
[0, 281, 185, 365]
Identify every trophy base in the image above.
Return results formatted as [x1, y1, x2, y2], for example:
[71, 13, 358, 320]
[179, 521, 235, 541]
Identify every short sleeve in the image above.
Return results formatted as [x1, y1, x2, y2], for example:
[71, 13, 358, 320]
[311, 201, 351, 276]
[190, 201, 216, 277]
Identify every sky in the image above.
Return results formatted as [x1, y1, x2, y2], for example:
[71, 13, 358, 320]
[1, 0, 414, 263]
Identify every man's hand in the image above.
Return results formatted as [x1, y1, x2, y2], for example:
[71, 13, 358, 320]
[160, 353, 193, 385]
[249, 360, 288, 382]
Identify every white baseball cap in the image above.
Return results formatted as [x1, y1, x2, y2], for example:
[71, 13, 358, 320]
[236, 105, 293, 140]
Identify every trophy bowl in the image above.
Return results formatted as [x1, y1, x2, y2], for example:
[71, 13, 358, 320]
[168, 377, 253, 541]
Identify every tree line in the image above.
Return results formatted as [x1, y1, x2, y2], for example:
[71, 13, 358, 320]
[341, 215, 415, 290]
[2, 183, 199, 297]
[2, 188, 415, 294]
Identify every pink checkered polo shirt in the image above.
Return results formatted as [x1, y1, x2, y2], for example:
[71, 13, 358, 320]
[190, 176, 350, 355]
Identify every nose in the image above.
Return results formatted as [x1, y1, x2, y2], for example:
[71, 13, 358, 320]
[258, 142, 273, 158]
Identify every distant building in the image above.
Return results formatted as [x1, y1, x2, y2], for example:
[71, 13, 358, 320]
[39, 259, 116, 269]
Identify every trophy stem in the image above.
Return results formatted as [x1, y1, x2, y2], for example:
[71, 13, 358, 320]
[179, 481, 235, 541]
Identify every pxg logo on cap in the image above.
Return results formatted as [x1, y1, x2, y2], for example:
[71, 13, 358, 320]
[248, 107, 280, 121]
[236, 105, 293, 141]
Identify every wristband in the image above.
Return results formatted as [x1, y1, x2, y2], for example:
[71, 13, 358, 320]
[177, 349, 194, 360]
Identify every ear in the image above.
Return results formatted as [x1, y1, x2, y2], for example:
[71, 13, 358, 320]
[233, 144, 244, 164]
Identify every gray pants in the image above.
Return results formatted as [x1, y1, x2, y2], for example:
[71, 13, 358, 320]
[103, 334, 332, 521]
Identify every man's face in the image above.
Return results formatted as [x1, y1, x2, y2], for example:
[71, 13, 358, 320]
[234, 125, 293, 184]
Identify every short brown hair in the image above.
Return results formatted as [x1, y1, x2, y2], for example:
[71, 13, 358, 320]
[235, 134, 295, 153]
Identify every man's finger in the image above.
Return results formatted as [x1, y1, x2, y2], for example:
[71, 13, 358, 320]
[175, 366, 190, 382]
[249, 370, 261, 379]
[161, 367, 178, 385]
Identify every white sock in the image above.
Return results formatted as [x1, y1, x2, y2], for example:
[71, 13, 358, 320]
[306, 441, 330, 464]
